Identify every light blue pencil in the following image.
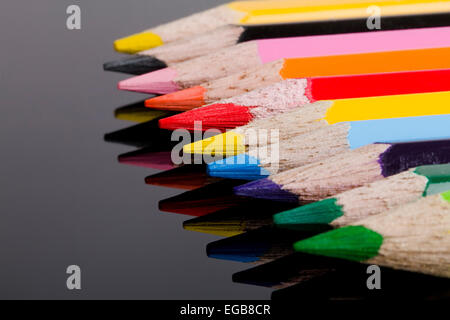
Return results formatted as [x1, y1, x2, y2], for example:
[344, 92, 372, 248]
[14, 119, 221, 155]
[207, 114, 450, 180]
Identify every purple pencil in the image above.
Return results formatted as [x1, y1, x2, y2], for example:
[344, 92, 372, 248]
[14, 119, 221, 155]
[234, 140, 450, 203]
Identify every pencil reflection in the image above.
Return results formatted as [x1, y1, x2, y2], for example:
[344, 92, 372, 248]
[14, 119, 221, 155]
[271, 267, 450, 301]
[114, 100, 176, 123]
[145, 165, 222, 190]
[206, 226, 327, 264]
[158, 180, 252, 216]
[183, 201, 295, 237]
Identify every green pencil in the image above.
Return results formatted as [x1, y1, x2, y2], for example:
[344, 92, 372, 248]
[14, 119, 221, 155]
[294, 191, 450, 278]
[274, 163, 450, 228]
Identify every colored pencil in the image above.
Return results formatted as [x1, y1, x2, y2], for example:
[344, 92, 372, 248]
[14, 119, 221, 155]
[106, 13, 450, 75]
[155, 78, 311, 114]
[271, 268, 450, 300]
[158, 179, 254, 216]
[274, 163, 450, 228]
[206, 226, 325, 264]
[114, 0, 450, 53]
[183, 201, 296, 237]
[206, 114, 450, 180]
[115, 0, 360, 53]
[113, 1, 244, 54]
[147, 46, 450, 106]
[294, 191, 450, 278]
[120, 27, 450, 95]
[240, 0, 450, 26]
[104, 119, 173, 148]
[114, 100, 175, 123]
[104, 55, 167, 76]
[107, 26, 244, 75]
[158, 70, 450, 128]
[145, 165, 222, 190]
[179, 90, 450, 158]
[233, 139, 450, 203]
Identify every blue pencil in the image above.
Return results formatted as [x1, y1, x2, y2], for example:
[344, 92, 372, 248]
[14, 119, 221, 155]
[207, 114, 450, 180]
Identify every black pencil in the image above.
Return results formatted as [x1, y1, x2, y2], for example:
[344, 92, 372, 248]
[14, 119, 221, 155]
[105, 12, 450, 75]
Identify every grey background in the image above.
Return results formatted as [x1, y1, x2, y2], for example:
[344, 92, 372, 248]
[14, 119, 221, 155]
[0, 0, 270, 299]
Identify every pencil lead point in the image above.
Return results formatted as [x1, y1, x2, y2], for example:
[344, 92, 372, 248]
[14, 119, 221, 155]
[234, 179, 299, 203]
[146, 86, 206, 111]
[274, 198, 344, 227]
[183, 132, 246, 156]
[157, 102, 252, 131]
[118, 68, 179, 94]
[114, 32, 163, 54]
[207, 154, 270, 180]
[293, 226, 383, 261]
[104, 55, 167, 75]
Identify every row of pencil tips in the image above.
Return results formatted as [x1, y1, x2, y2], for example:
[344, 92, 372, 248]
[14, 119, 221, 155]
[105, 0, 450, 298]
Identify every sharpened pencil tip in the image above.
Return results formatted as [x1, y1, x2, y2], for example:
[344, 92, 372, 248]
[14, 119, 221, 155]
[118, 68, 179, 94]
[293, 226, 383, 262]
[234, 179, 299, 203]
[207, 154, 270, 180]
[104, 55, 167, 75]
[157, 102, 254, 130]
[183, 132, 246, 156]
[146, 86, 207, 110]
[274, 198, 344, 227]
[114, 32, 164, 54]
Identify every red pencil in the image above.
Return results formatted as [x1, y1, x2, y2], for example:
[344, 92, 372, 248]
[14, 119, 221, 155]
[157, 69, 450, 131]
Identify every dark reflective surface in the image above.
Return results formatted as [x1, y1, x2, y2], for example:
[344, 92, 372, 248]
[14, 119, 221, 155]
[0, 0, 269, 299]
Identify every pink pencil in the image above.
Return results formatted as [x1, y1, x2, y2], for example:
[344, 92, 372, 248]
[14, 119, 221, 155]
[118, 26, 450, 94]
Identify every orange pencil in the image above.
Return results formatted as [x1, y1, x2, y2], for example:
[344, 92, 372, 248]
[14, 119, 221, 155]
[146, 47, 450, 110]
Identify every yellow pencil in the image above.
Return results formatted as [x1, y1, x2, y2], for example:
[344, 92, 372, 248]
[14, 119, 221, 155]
[177, 82, 450, 156]
[114, 0, 449, 53]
